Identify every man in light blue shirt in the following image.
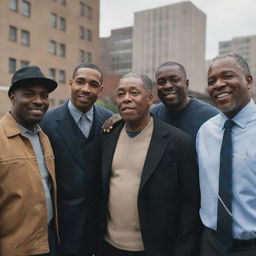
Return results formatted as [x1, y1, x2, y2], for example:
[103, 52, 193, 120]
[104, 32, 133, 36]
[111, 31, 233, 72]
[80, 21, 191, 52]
[197, 53, 256, 255]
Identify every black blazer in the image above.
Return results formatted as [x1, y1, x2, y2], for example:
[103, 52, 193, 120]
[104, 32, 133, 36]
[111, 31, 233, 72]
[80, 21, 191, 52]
[100, 117, 201, 256]
[40, 101, 113, 255]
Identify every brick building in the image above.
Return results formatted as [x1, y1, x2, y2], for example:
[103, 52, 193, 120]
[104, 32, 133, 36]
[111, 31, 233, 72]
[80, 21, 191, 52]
[0, 0, 100, 118]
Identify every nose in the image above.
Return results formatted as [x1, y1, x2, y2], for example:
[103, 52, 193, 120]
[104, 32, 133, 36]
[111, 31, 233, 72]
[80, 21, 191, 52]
[213, 78, 226, 90]
[81, 82, 91, 93]
[32, 94, 44, 104]
[122, 92, 132, 103]
[162, 80, 174, 90]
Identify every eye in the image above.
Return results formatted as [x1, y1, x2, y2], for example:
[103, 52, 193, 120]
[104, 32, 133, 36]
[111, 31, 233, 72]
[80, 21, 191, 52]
[117, 92, 125, 97]
[41, 93, 49, 100]
[171, 78, 179, 83]
[131, 91, 140, 96]
[90, 81, 100, 88]
[223, 73, 234, 80]
[157, 79, 166, 86]
[23, 92, 33, 97]
[208, 78, 216, 86]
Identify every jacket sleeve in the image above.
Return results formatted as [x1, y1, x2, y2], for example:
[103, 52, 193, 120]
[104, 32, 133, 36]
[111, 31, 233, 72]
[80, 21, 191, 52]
[171, 139, 202, 256]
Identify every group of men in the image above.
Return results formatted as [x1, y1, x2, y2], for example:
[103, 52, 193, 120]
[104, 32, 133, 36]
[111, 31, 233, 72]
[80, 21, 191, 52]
[0, 52, 255, 256]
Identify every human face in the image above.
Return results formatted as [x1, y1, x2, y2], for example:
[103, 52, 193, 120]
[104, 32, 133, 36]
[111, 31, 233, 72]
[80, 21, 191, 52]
[208, 57, 252, 118]
[156, 65, 189, 111]
[10, 84, 49, 131]
[116, 76, 153, 131]
[69, 67, 103, 113]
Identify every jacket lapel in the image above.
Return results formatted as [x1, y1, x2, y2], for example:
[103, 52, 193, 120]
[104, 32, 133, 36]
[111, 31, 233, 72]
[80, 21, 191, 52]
[55, 102, 86, 170]
[139, 118, 169, 191]
[102, 123, 124, 197]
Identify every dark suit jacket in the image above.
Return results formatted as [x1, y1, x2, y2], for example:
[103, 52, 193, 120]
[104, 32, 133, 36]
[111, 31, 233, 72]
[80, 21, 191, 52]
[100, 117, 201, 256]
[40, 101, 113, 255]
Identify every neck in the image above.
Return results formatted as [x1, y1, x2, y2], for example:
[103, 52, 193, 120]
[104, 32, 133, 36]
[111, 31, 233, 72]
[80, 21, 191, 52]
[167, 96, 190, 112]
[125, 114, 151, 132]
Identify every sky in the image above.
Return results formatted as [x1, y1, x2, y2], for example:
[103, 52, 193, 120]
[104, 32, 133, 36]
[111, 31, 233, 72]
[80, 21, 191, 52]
[100, 0, 256, 59]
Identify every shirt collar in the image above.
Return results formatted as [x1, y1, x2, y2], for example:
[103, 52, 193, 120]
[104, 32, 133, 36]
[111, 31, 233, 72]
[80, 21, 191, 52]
[18, 123, 41, 135]
[219, 98, 256, 129]
[68, 100, 94, 123]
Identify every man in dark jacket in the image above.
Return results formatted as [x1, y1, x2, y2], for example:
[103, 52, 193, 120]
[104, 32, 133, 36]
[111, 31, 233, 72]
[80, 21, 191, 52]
[40, 62, 112, 256]
[99, 72, 201, 256]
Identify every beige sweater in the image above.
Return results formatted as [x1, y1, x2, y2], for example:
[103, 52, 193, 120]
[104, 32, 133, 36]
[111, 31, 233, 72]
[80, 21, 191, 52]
[105, 118, 153, 251]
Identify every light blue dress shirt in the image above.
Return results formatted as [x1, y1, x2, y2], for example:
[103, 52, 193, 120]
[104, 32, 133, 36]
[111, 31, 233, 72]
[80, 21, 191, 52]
[196, 99, 256, 240]
[19, 124, 53, 224]
[68, 100, 93, 137]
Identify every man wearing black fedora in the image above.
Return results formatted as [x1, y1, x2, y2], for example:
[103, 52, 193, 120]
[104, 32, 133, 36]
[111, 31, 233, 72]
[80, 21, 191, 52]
[0, 66, 58, 256]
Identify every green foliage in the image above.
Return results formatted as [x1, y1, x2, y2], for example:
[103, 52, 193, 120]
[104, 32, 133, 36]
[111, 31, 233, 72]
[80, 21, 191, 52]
[96, 98, 118, 113]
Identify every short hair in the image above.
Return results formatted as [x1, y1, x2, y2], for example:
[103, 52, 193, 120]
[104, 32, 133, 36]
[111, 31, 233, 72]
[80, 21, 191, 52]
[72, 62, 103, 82]
[120, 72, 154, 93]
[156, 61, 187, 78]
[210, 53, 251, 77]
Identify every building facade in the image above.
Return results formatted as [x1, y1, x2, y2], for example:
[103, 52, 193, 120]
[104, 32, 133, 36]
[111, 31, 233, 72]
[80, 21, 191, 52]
[0, 0, 100, 117]
[132, 1, 206, 93]
[219, 35, 256, 94]
[100, 27, 133, 75]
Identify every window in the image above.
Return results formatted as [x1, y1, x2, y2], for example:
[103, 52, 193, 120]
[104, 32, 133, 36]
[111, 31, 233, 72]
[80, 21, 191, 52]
[22, 1, 31, 17]
[49, 68, 56, 80]
[49, 40, 57, 55]
[50, 13, 57, 28]
[87, 52, 92, 62]
[79, 50, 85, 62]
[20, 60, 29, 68]
[79, 26, 85, 39]
[59, 43, 66, 57]
[86, 6, 92, 19]
[59, 0, 66, 5]
[60, 17, 66, 31]
[9, 0, 18, 11]
[80, 2, 85, 16]
[87, 29, 92, 41]
[9, 58, 16, 73]
[21, 30, 30, 46]
[9, 26, 17, 42]
[59, 70, 66, 83]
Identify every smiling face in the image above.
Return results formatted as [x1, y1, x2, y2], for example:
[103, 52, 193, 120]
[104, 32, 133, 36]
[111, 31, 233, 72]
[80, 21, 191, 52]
[155, 65, 189, 111]
[69, 67, 103, 113]
[10, 84, 49, 130]
[208, 57, 252, 118]
[116, 76, 153, 131]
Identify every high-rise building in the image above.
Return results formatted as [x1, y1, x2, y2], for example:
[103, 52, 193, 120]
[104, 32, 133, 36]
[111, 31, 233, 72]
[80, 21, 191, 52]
[0, 0, 100, 117]
[100, 27, 133, 75]
[219, 35, 256, 94]
[132, 1, 206, 93]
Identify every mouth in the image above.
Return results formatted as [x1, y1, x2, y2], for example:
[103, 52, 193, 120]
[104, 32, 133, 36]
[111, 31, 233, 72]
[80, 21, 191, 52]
[215, 92, 231, 100]
[78, 95, 93, 102]
[121, 106, 135, 112]
[28, 108, 45, 115]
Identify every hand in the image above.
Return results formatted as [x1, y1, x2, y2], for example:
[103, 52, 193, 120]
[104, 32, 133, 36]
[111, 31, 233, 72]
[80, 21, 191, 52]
[102, 114, 122, 133]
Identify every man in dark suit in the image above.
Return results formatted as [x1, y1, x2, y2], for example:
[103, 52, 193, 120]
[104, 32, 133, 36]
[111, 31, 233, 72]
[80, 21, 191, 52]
[40, 62, 113, 256]
[99, 72, 201, 256]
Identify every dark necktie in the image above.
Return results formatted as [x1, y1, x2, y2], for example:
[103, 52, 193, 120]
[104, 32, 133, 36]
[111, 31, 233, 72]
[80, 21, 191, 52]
[216, 119, 236, 252]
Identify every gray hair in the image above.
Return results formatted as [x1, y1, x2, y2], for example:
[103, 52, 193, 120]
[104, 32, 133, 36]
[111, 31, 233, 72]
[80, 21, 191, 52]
[120, 72, 154, 93]
[210, 53, 251, 77]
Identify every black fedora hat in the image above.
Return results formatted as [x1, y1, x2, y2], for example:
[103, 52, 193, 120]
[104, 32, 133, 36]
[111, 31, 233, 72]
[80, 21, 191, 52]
[8, 65, 58, 96]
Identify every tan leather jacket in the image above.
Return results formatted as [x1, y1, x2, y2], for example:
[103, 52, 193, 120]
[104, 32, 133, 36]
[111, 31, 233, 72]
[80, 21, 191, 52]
[0, 113, 58, 256]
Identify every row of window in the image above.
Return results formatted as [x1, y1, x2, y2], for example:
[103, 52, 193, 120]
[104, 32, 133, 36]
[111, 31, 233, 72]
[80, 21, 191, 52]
[10, 0, 93, 20]
[79, 50, 92, 63]
[53, 0, 66, 6]
[9, 26, 30, 46]
[9, 58, 29, 73]
[49, 40, 66, 57]
[79, 26, 92, 41]
[80, 2, 92, 19]
[50, 13, 66, 31]
[49, 68, 66, 83]
[10, 0, 30, 17]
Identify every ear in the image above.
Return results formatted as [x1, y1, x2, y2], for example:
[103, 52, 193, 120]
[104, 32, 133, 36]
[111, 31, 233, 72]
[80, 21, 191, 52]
[69, 79, 73, 88]
[9, 92, 16, 104]
[185, 79, 189, 89]
[246, 75, 253, 90]
[147, 93, 154, 106]
[99, 85, 103, 93]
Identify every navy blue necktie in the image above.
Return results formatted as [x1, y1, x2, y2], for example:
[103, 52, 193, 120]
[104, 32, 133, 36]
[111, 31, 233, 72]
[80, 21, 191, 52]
[216, 119, 236, 252]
